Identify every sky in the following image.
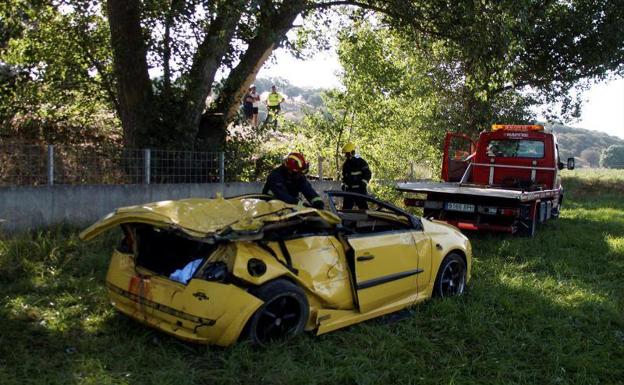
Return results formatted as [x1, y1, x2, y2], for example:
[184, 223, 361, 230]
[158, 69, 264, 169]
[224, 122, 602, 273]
[258, 48, 624, 140]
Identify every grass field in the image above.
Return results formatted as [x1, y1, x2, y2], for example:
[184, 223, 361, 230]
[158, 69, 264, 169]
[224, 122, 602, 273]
[1, 169, 623, 385]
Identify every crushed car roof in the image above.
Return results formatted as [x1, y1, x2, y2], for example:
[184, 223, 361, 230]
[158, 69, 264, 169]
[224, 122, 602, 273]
[79, 195, 341, 241]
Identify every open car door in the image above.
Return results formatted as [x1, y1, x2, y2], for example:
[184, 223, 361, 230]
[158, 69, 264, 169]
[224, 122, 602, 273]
[441, 133, 476, 182]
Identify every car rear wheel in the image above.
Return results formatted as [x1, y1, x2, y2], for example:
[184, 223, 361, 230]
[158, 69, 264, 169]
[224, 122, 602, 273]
[433, 253, 466, 298]
[246, 279, 309, 345]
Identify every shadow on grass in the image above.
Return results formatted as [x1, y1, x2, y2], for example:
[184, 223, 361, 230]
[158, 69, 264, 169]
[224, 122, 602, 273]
[469, 196, 624, 288]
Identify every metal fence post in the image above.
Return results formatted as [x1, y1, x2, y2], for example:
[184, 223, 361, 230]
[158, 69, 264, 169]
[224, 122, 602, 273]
[410, 162, 415, 180]
[318, 155, 324, 180]
[47, 145, 54, 186]
[144, 148, 151, 184]
[219, 152, 225, 183]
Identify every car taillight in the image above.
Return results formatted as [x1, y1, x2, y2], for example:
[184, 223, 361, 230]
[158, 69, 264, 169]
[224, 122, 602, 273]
[501, 208, 519, 217]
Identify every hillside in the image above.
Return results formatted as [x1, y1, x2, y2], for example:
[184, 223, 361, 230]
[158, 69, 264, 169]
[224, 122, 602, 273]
[546, 123, 624, 167]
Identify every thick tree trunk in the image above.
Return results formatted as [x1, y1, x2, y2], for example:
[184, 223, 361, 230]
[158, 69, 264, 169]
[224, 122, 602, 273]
[107, 0, 154, 148]
[214, 0, 309, 125]
[175, 1, 245, 148]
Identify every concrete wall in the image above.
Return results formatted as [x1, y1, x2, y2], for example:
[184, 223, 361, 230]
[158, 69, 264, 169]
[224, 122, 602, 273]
[0, 181, 340, 232]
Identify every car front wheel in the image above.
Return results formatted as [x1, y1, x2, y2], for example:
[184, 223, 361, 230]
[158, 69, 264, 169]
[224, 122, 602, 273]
[433, 253, 466, 297]
[246, 279, 309, 345]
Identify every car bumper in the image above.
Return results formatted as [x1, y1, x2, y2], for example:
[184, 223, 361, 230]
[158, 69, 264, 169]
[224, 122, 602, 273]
[106, 251, 263, 346]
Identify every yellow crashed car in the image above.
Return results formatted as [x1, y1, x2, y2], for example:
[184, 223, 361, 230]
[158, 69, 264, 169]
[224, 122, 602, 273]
[80, 191, 471, 346]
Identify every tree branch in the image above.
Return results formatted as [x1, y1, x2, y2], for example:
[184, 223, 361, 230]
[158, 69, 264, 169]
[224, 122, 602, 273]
[176, 0, 247, 146]
[213, 0, 309, 124]
[308, 0, 456, 40]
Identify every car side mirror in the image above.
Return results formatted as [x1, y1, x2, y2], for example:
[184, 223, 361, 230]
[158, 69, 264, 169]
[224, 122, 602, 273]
[566, 157, 575, 170]
[410, 216, 423, 230]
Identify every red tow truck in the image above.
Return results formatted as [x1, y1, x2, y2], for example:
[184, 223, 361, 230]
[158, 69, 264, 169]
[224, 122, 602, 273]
[398, 124, 575, 236]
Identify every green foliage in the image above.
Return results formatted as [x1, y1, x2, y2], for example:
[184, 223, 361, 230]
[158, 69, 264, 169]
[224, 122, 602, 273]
[0, 1, 118, 143]
[599, 145, 624, 169]
[291, 22, 535, 182]
[374, 0, 624, 121]
[3, 0, 623, 154]
[1, 171, 624, 384]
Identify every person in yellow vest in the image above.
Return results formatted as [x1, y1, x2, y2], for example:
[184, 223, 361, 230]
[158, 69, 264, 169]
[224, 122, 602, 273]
[265, 85, 285, 123]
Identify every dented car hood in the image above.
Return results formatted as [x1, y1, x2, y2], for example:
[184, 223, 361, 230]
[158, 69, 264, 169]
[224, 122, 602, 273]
[79, 196, 341, 241]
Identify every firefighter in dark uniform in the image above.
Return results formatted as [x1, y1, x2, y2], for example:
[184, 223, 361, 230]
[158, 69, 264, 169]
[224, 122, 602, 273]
[262, 152, 325, 209]
[341, 142, 372, 210]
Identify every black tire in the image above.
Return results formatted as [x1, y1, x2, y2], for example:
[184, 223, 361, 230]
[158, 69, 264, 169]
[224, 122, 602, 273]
[552, 194, 563, 219]
[433, 253, 467, 298]
[246, 279, 309, 345]
[518, 214, 537, 237]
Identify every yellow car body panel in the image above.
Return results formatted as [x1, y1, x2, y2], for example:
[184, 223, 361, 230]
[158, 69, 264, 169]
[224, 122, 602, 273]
[315, 291, 429, 335]
[80, 197, 341, 241]
[346, 231, 421, 313]
[83, 194, 472, 346]
[105, 250, 263, 346]
[420, 219, 472, 297]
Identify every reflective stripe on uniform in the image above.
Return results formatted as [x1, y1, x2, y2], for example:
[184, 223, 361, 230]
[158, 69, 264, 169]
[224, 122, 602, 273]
[351, 171, 362, 175]
[312, 196, 323, 203]
[349, 185, 360, 188]
[287, 154, 303, 168]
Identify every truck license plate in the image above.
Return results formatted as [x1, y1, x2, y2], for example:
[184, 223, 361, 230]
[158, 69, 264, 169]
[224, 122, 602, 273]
[445, 202, 475, 212]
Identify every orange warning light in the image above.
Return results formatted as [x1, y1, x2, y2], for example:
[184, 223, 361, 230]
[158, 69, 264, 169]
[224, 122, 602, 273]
[491, 124, 544, 132]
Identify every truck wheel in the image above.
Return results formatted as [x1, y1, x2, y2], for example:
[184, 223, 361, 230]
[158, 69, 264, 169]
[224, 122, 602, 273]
[518, 215, 536, 237]
[433, 253, 466, 298]
[552, 194, 563, 219]
[246, 279, 309, 346]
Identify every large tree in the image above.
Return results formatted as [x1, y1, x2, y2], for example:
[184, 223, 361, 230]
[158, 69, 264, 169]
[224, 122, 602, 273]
[107, 0, 624, 150]
[2, 0, 623, 150]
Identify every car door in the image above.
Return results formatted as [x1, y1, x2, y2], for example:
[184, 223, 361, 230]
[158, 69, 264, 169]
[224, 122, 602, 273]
[442, 133, 476, 182]
[347, 230, 423, 313]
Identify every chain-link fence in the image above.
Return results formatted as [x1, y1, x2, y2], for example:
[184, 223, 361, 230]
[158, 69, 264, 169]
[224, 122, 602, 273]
[0, 142, 223, 186]
[1, 142, 433, 187]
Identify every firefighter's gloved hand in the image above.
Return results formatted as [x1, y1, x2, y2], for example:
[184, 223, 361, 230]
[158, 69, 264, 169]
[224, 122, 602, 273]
[312, 200, 325, 210]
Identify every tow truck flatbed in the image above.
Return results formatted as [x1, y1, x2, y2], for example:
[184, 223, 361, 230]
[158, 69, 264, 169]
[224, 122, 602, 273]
[397, 181, 560, 202]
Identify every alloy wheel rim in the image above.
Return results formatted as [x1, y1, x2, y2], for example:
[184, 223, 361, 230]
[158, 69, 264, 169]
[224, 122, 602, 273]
[255, 295, 302, 342]
[440, 260, 465, 297]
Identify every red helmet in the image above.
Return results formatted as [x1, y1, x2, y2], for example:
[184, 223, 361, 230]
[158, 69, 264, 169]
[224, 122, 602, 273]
[284, 152, 309, 174]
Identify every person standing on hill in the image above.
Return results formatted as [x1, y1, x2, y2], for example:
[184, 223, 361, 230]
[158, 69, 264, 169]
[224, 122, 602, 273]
[242, 86, 254, 124]
[265, 85, 285, 124]
[249, 84, 260, 127]
[341, 142, 372, 210]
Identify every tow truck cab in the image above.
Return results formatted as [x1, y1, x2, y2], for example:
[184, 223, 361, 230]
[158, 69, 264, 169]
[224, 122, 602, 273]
[402, 124, 575, 236]
[443, 124, 573, 189]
